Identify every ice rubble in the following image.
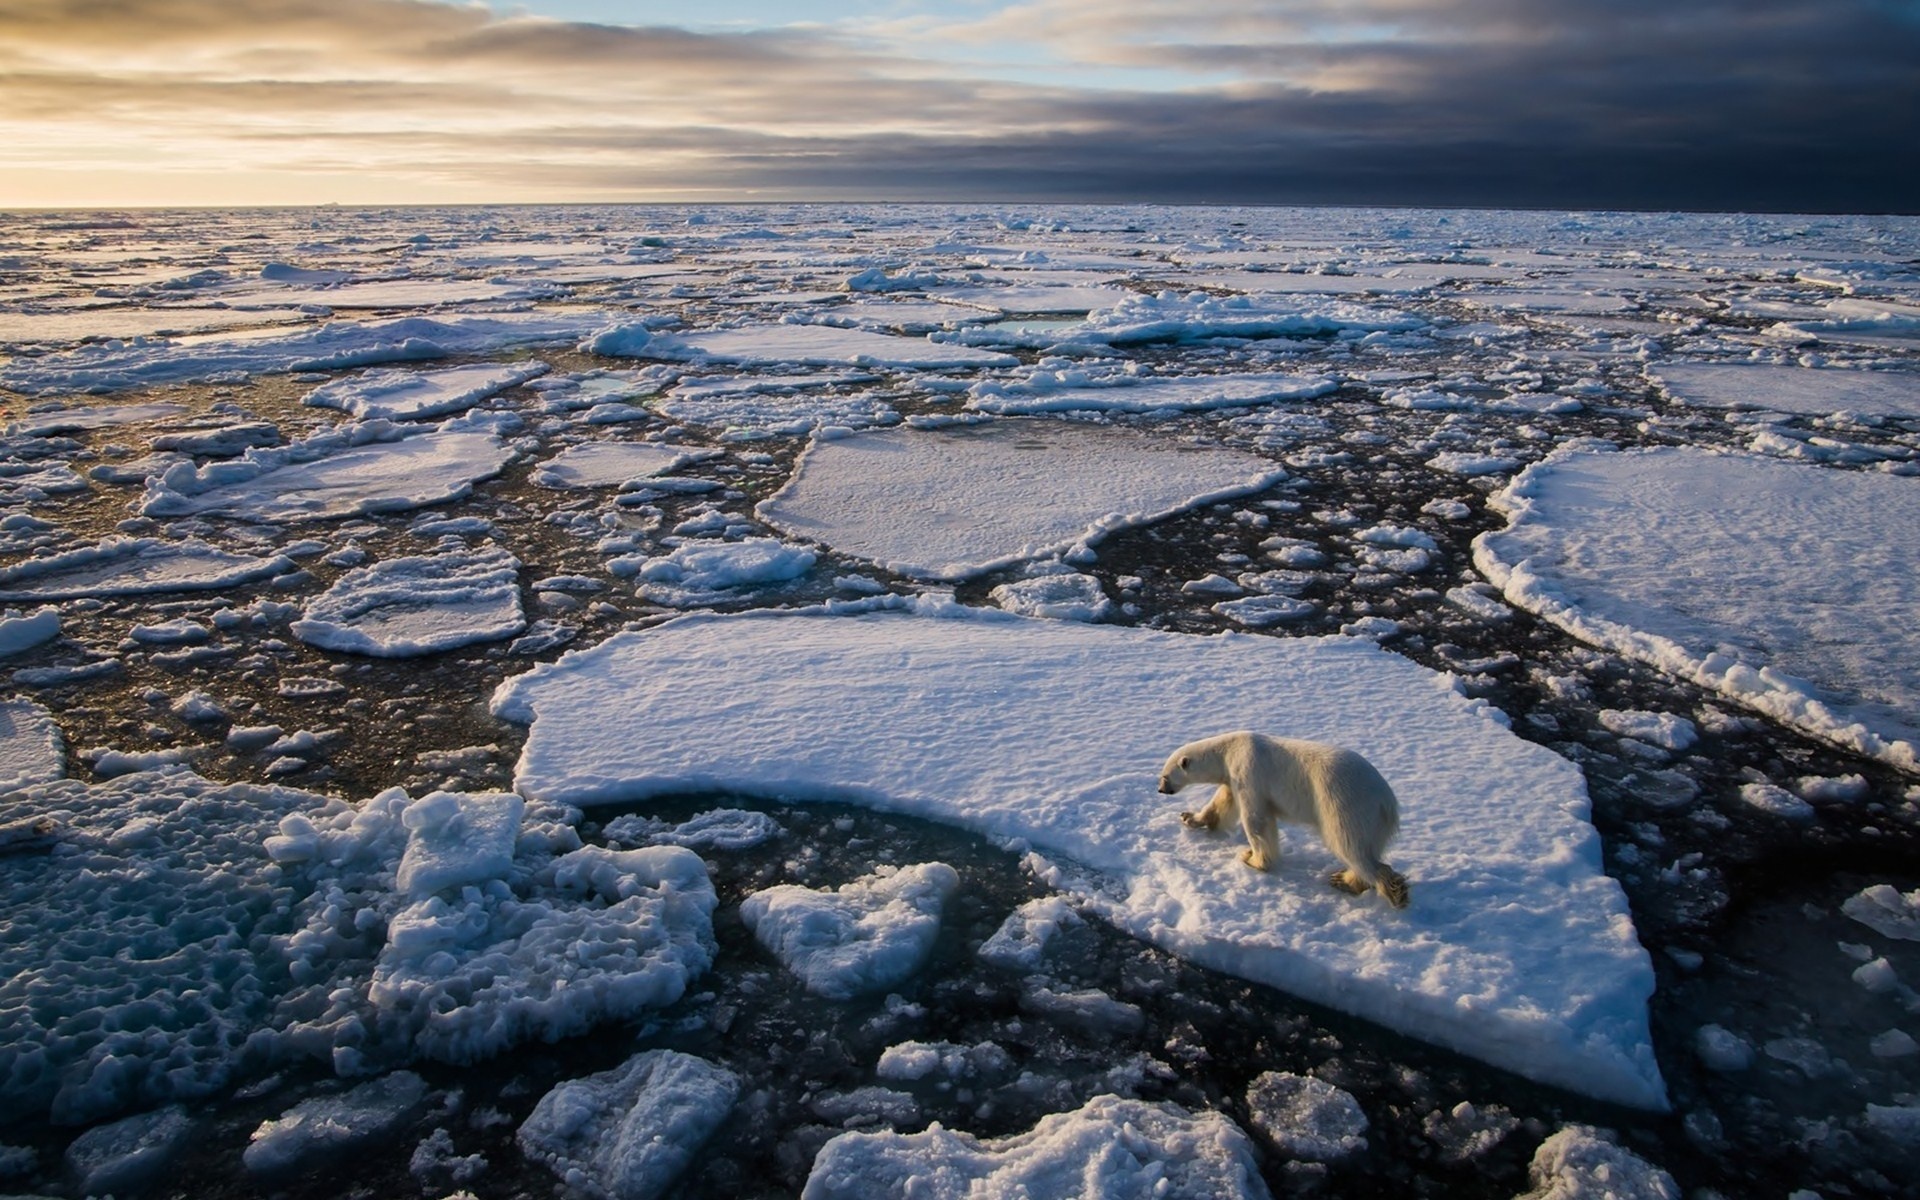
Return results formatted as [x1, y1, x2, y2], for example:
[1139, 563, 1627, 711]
[138, 425, 516, 523]
[1517, 1125, 1679, 1200]
[493, 606, 1667, 1109]
[758, 421, 1287, 582]
[1244, 1071, 1368, 1162]
[518, 1050, 737, 1200]
[0, 538, 294, 601]
[739, 862, 961, 999]
[0, 313, 602, 395]
[802, 1094, 1270, 1200]
[1649, 362, 1920, 419]
[290, 545, 526, 656]
[1476, 446, 1920, 772]
[303, 361, 549, 421]
[0, 769, 717, 1126]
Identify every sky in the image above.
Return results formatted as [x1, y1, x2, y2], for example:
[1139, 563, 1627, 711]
[1, 0, 1914, 212]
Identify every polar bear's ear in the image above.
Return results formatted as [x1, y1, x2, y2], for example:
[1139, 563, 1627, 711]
[1178, 755, 1189, 769]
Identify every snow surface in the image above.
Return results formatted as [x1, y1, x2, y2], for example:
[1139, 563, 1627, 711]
[758, 421, 1287, 582]
[1650, 362, 1920, 419]
[493, 606, 1666, 1109]
[303, 362, 548, 421]
[139, 426, 515, 523]
[0, 538, 294, 601]
[517, 1050, 737, 1200]
[738, 862, 960, 999]
[1476, 447, 1920, 772]
[802, 1093, 1271, 1200]
[290, 545, 525, 657]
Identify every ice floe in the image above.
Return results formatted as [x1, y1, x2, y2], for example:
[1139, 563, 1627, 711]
[493, 606, 1667, 1109]
[1244, 1072, 1369, 1162]
[245, 1071, 428, 1177]
[1071, 291, 1426, 345]
[0, 698, 64, 790]
[633, 537, 816, 607]
[139, 425, 515, 523]
[758, 421, 1287, 581]
[303, 361, 549, 421]
[1476, 446, 1920, 772]
[739, 862, 960, 999]
[0, 605, 60, 655]
[1650, 362, 1920, 419]
[518, 1050, 737, 1200]
[802, 1093, 1269, 1200]
[290, 545, 525, 657]
[531, 441, 716, 488]
[969, 371, 1337, 416]
[0, 538, 294, 601]
[0, 313, 600, 395]
[596, 322, 1018, 369]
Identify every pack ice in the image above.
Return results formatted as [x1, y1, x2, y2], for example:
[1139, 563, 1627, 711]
[493, 606, 1667, 1109]
[1476, 446, 1920, 772]
[302, 361, 549, 421]
[758, 421, 1287, 581]
[290, 544, 526, 656]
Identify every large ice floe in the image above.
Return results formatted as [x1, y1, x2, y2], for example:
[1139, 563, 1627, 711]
[290, 544, 525, 656]
[0, 770, 716, 1125]
[968, 371, 1339, 416]
[759, 421, 1288, 581]
[802, 1093, 1270, 1200]
[302, 361, 549, 421]
[138, 420, 516, 523]
[493, 605, 1667, 1109]
[1476, 446, 1920, 772]
[1648, 362, 1920, 419]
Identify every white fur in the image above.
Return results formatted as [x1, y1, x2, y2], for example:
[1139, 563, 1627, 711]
[1157, 731, 1409, 907]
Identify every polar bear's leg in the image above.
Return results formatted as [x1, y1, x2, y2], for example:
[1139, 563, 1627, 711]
[1181, 784, 1234, 831]
[1238, 803, 1280, 871]
[1328, 863, 1410, 908]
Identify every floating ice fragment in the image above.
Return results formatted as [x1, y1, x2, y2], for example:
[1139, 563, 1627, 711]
[979, 896, 1082, 972]
[1738, 782, 1815, 821]
[0, 698, 64, 790]
[802, 1093, 1270, 1200]
[1599, 710, 1698, 752]
[1693, 1025, 1753, 1072]
[759, 421, 1285, 582]
[1518, 1125, 1679, 1200]
[969, 372, 1336, 416]
[244, 1072, 428, 1177]
[396, 791, 524, 899]
[1245, 1071, 1368, 1162]
[517, 1050, 737, 1200]
[739, 862, 960, 999]
[1843, 885, 1920, 941]
[0, 606, 60, 655]
[634, 537, 815, 607]
[303, 361, 548, 421]
[291, 545, 525, 657]
[531, 442, 711, 488]
[990, 572, 1112, 621]
[0, 538, 294, 601]
[64, 1105, 196, 1198]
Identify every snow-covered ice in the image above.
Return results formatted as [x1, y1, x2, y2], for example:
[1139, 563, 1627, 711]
[0, 538, 294, 601]
[802, 1093, 1270, 1200]
[290, 545, 525, 656]
[531, 442, 715, 488]
[1517, 1125, 1678, 1200]
[969, 372, 1337, 416]
[494, 606, 1666, 1108]
[739, 862, 960, 999]
[0, 699, 64, 791]
[1476, 447, 1920, 771]
[633, 537, 816, 607]
[1650, 362, 1920, 419]
[140, 426, 516, 523]
[759, 421, 1287, 581]
[517, 1050, 737, 1200]
[303, 361, 548, 421]
[601, 322, 1019, 369]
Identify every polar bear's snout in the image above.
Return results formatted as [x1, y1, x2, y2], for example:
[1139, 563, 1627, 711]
[1157, 777, 1177, 794]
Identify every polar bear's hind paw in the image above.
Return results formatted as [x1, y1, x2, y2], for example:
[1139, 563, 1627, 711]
[1327, 869, 1367, 895]
[1380, 868, 1410, 910]
[1180, 809, 1217, 830]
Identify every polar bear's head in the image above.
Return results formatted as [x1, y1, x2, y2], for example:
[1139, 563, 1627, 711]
[1157, 750, 1193, 794]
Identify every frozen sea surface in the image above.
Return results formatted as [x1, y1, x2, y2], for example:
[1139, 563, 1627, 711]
[2, 202, 1918, 1200]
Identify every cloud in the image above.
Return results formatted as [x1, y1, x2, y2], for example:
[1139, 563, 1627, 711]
[0, 0, 1912, 211]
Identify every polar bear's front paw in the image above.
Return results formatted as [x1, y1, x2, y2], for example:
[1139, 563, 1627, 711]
[1327, 869, 1368, 895]
[1180, 810, 1213, 830]
[1238, 847, 1272, 871]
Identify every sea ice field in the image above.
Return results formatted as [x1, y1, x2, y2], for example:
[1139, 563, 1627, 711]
[1, 202, 1917, 1199]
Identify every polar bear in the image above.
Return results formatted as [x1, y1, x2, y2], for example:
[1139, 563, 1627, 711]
[1158, 731, 1409, 908]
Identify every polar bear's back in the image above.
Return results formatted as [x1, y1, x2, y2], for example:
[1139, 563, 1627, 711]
[1247, 734, 1399, 831]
